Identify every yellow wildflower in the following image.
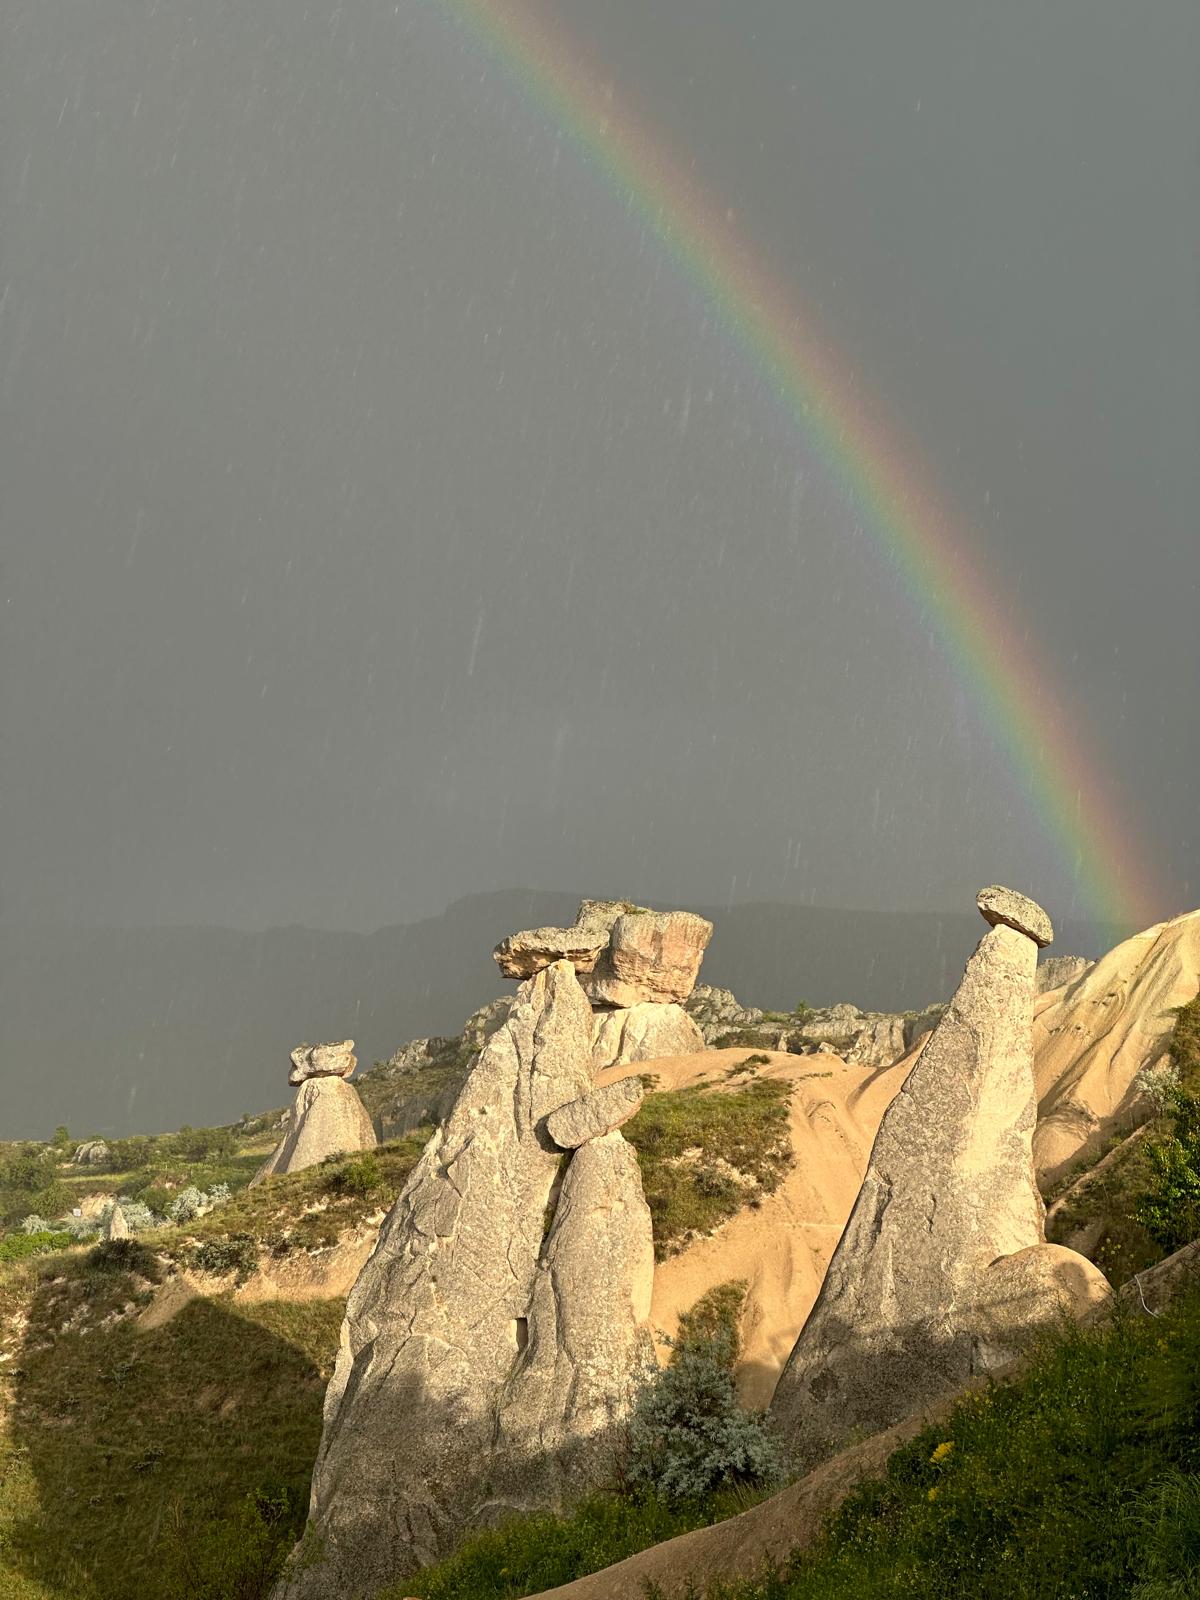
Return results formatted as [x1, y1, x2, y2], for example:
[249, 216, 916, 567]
[930, 1440, 955, 1464]
[927, 1486, 939, 1501]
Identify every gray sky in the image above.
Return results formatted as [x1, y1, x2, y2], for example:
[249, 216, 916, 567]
[3, 0, 1196, 936]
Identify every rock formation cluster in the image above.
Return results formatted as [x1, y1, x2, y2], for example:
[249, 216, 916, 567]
[769, 886, 1111, 1466]
[495, 899, 713, 1068]
[684, 985, 945, 1069]
[251, 1040, 376, 1185]
[274, 960, 656, 1598]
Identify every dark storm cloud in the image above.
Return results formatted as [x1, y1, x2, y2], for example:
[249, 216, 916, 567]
[2, 0, 1196, 939]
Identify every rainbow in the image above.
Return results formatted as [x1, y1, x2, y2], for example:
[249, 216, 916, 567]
[428, 0, 1167, 932]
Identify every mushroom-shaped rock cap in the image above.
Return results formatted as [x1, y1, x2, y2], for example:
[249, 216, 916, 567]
[289, 1039, 357, 1084]
[976, 886, 1054, 948]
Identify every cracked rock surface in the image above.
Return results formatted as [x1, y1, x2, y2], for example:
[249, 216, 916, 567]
[769, 889, 1109, 1467]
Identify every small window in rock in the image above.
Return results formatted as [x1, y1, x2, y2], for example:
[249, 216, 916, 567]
[514, 1317, 529, 1352]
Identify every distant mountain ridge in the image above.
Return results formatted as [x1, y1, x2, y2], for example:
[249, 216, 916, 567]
[0, 892, 1123, 1139]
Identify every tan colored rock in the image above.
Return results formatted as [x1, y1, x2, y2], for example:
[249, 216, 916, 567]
[582, 910, 714, 1007]
[590, 1002, 705, 1069]
[770, 888, 1109, 1467]
[494, 921, 612, 980]
[104, 1203, 130, 1241]
[252, 1076, 376, 1185]
[487, 1130, 656, 1516]
[547, 1078, 645, 1149]
[977, 884, 1054, 947]
[273, 961, 594, 1598]
[1033, 909, 1200, 1184]
[288, 1039, 357, 1084]
[1036, 955, 1093, 995]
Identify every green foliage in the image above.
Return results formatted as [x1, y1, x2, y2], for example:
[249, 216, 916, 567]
[188, 1234, 260, 1282]
[626, 1291, 782, 1504]
[713, 1289, 1200, 1600]
[398, 1493, 733, 1600]
[159, 1484, 304, 1600]
[84, 1237, 163, 1281]
[51, 1126, 71, 1149]
[1137, 1088, 1200, 1253]
[0, 1231, 73, 1264]
[624, 1079, 793, 1258]
[329, 1152, 382, 1198]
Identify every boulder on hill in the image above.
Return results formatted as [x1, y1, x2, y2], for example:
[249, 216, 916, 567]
[275, 959, 655, 1597]
[251, 1041, 376, 1186]
[104, 1203, 130, 1241]
[769, 886, 1111, 1467]
[72, 1140, 109, 1166]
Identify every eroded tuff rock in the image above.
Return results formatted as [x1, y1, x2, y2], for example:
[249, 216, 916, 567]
[591, 1002, 705, 1069]
[288, 1039, 357, 1084]
[487, 1130, 656, 1516]
[494, 899, 713, 1007]
[1035, 954, 1094, 995]
[547, 1077, 645, 1149]
[977, 884, 1054, 947]
[104, 1203, 129, 1241]
[252, 1042, 376, 1186]
[274, 962, 598, 1597]
[685, 987, 943, 1071]
[770, 888, 1110, 1467]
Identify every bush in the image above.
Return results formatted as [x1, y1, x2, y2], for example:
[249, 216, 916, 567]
[159, 1484, 303, 1599]
[1136, 1088, 1200, 1254]
[626, 1283, 782, 1504]
[1130, 1470, 1200, 1599]
[0, 1229, 73, 1263]
[328, 1154, 382, 1198]
[188, 1234, 260, 1281]
[84, 1238, 163, 1280]
[168, 1185, 208, 1222]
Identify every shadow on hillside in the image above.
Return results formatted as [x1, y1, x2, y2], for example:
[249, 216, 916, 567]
[5, 1270, 342, 1600]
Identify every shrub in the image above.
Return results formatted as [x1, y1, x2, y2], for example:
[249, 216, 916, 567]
[168, 1185, 207, 1222]
[1136, 1088, 1200, 1254]
[1130, 1470, 1200, 1598]
[626, 1283, 781, 1504]
[328, 1154, 383, 1198]
[0, 1229, 73, 1263]
[21, 1214, 51, 1234]
[85, 1237, 163, 1281]
[188, 1234, 260, 1281]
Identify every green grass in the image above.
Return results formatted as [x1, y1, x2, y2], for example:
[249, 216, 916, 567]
[706, 1289, 1200, 1599]
[0, 1247, 344, 1600]
[155, 1133, 429, 1261]
[623, 1079, 794, 1259]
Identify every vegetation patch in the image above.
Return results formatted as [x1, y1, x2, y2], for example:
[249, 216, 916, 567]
[709, 1286, 1200, 1600]
[624, 1079, 794, 1258]
[0, 1260, 344, 1600]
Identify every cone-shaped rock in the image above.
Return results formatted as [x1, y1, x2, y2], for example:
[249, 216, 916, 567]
[273, 960, 595, 1598]
[769, 888, 1110, 1467]
[252, 1041, 376, 1186]
[104, 1203, 130, 1241]
[485, 1129, 656, 1517]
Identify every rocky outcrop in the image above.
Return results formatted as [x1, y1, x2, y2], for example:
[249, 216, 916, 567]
[494, 899, 713, 1008]
[686, 987, 943, 1072]
[288, 1040, 356, 1083]
[1034, 909, 1200, 1183]
[591, 1002, 704, 1068]
[685, 985, 766, 1043]
[770, 887, 1110, 1467]
[276, 959, 655, 1597]
[546, 1077, 645, 1148]
[1036, 955, 1093, 995]
[104, 1203, 129, 1241]
[251, 1041, 376, 1185]
[72, 1140, 109, 1167]
[488, 1130, 656, 1516]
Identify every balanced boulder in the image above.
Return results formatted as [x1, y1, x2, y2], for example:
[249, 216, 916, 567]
[251, 1040, 376, 1185]
[590, 1002, 704, 1069]
[769, 887, 1110, 1467]
[547, 1077, 645, 1149]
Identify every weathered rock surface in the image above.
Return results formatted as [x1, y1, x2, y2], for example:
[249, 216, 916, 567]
[72, 1140, 109, 1167]
[252, 1075, 377, 1185]
[685, 987, 941, 1072]
[487, 1130, 655, 1516]
[104, 1203, 129, 1241]
[590, 1002, 704, 1068]
[1036, 955, 1093, 995]
[274, 961, 595, 1597]
[1033, 909, 1200, 1183]
[288, 1039, 357, 1084]
[494, 900, 713, 1007]
[547, 1077, 645, 1149]
[977, 884, 1054, 947]
[584, 909, 714, 1007]
[770, 889, 1109, 1466]
[685, 985, 766, 1043]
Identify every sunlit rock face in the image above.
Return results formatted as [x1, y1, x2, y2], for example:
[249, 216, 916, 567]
[273, 959, 654, 1598]
[770, 888, 1110, 1468]
[251, 1041, 376, 1185]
